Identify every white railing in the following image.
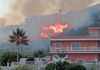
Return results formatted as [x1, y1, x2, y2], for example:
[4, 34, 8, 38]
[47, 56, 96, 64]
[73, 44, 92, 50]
[50, 47, 100, 53]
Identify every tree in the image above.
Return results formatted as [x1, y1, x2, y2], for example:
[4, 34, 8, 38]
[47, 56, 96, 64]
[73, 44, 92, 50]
[45, 63, 55, 70]
[33, 49, 45, 70]
[9, 28, 29, 63]
[0, 52, 22, 66]
[33, 49, 45, 59]
[55, 61, 70, 70]
[67, 64, 86, 70]
[54, 52, 68, 62]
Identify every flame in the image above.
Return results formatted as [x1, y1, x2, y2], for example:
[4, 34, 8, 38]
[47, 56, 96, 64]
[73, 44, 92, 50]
[41, 20, 69, 34]
[40, 20, 69, 39]
[40, 32, 49, 38]
[50, 21, 69, 33]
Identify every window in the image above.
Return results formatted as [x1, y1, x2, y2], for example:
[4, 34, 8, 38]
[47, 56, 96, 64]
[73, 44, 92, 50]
[90, 32, 98, 37]
[98, 30, 100, 37]
[71, 43, 80, 50]
[77, 60, 85, 64]
[55, 43, 62, 48]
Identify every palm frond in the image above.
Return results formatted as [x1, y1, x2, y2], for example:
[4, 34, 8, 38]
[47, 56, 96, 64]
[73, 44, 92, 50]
[21, 31, 25, 36]
[33, 49, 45, 58]
[13, 31, 17, 36]
[9, 28, 29, 46]
[9, 35, 15, 40]
[16, 28, 20, 35]
[57, 53, 66, 58]
[9, 39, 15, 43]
[33, 51, 39, 57]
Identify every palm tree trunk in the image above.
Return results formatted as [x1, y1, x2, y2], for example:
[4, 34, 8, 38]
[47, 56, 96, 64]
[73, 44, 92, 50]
[17, 45, 19, 65]
[38, 57, 40, 70]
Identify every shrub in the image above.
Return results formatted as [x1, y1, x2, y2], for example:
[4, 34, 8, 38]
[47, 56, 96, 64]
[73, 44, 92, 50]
[45, 63, 55, 70]
[55, 61, 70, 70]
[45, 61, 70, 70]
[45, 61, 86, 70]
[12, 66, 32, 70]
[0, 52, 22, 66]
[68, 63, 86, 70]
[91, 67, 96, 70]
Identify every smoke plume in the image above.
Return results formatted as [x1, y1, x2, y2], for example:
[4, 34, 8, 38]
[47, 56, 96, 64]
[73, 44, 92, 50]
[0, 0, 100, 27]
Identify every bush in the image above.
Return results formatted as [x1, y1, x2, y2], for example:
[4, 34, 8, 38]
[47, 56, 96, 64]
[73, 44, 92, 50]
[55, 61, 70, 70]
[91, 67, 96, 70]
[0, 52, 22, 66]
[45, 61, 70, 70]
[45, 62, 86, 70]
[68, 63, 86, 70]
[45, 63, 55, 70]
[12, 66, 32, 70]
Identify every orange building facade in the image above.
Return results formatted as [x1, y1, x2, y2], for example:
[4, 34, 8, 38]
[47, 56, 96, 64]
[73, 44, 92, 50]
[50, 27, 100, 63]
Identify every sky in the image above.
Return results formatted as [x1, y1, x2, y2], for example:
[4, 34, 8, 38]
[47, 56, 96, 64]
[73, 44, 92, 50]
[0, 0, 100, 28]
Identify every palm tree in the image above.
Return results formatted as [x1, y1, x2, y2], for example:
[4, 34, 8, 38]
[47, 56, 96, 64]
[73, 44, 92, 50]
[33, 49, 45, 59]
[33, 49, 45, 70]
[54, 52, 68, 62]
[9, 28, 29, 63]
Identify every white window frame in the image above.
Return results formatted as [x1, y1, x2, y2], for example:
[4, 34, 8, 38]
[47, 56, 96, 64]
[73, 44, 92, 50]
[76, 59, 85, 64]
[71, 42, 80, 50]
[55, 42, 62, 49]
[98, 30, 100, 36]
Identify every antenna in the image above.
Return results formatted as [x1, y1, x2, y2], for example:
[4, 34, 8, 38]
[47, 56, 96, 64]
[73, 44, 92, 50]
[58, 9, 63, 15]
[56, 8, 63, 23]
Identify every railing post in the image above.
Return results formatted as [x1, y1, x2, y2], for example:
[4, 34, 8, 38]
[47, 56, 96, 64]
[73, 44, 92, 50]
[71, 47, 72, 51]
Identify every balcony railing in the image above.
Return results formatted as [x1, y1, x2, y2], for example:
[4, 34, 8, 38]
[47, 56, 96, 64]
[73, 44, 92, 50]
[50, 47, 100, 53]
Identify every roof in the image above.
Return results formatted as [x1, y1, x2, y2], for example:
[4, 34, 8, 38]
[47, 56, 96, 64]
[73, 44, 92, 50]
[50, 36, 100, 41]
[88, 27, 100, 30]
[50, 27, 100, 41]
[51, 36, 100, 38]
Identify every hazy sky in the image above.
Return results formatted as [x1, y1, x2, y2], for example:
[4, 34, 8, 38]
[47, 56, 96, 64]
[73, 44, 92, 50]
[0, 0, 100, 27]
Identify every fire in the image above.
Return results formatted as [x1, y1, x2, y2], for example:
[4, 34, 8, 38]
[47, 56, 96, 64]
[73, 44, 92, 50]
[40, 32, 49, 38]
[40, 20, 69, 39]
[41, 21, 69, 34]
[50, 21, 69, 33]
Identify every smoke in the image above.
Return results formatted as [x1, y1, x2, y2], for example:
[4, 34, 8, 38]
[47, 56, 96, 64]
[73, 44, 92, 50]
[0, 0, 99, 27]
[91, 0, 100, 6]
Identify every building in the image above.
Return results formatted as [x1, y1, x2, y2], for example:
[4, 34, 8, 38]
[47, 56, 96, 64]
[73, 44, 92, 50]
[50, 27, 100, 63]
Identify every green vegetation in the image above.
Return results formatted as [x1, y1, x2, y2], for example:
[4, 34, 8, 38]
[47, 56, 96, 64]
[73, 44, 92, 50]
[0, 52, 22, 66]
[55, 61, 70, 70]
[54, 52, 68, 62]
[12, 65, 32, 70]
[33, 49, 45, 70]
[33, 49, 45, 59]
[45, 63, 55, 70]
[9, 28, 29, 63]
[45, 61, 86, 70]
[68, 63, 86, 70]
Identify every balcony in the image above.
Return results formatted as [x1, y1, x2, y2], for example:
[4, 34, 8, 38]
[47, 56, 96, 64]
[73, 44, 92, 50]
[50, 47, 100, 53]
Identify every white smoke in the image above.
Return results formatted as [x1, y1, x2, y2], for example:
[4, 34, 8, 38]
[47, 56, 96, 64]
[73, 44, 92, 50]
[0, 0, 100, 27]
